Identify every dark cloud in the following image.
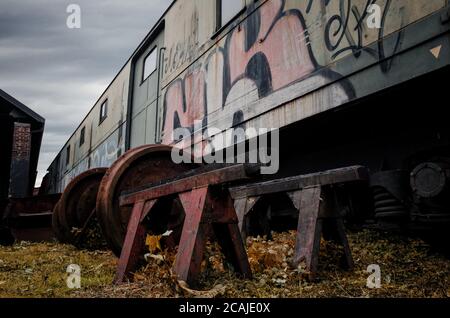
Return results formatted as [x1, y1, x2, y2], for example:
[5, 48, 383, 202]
[0, 0, 171, 185]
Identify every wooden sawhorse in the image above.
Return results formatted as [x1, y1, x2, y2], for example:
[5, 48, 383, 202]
[230, 166, 369, 278]
[115, 164, 259, 286]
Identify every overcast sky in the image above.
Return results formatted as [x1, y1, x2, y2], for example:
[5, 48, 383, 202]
[0, 0, 171, 186]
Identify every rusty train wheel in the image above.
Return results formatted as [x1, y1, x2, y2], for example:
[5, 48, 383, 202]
[96, 144, 197, 257]
[52, 200, 64, 241]
[52, 168, 107, 245]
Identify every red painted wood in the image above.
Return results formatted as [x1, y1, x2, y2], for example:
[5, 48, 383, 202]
[173, 186, 252, 285]
[114, 199, 156, 284]
[174, 187, 209, 284]
[119, 164, 254, 206]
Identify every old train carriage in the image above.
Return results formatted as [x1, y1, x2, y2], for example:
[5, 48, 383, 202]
[46, 0, 450, 235]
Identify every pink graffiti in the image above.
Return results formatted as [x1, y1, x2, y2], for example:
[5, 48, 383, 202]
[163, 0, 317, 144]
[228, 0, 315, 91]
[163, 67, 206, 143]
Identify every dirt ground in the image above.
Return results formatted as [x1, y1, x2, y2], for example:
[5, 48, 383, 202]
[0, 229, 449, 298]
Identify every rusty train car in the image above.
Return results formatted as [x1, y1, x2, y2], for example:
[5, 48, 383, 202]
[45, 0, 450, 255]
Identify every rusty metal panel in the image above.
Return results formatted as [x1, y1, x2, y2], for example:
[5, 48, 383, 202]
[5, 193, 61, 242]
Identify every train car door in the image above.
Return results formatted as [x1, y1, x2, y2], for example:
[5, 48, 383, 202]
[129, 28, 164, 148]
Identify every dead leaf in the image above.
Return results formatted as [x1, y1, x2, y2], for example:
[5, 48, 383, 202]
[146, 235, 162, 253]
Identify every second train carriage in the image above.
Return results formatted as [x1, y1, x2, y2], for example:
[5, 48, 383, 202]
[46, 0, 450, 232]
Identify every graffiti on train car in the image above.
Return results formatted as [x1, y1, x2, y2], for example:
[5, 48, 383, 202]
[161, 0, 349, 144]
[90, 126, 125, 169]
[161, 0, 418, 144]
[311, 0, 403, 72]
[164, 9, 200, 76]
[61, 158, 89, 191]
[58, 126, 125, 191]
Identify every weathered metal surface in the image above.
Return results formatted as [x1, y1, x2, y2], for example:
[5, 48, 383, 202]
[162, 0, 445, 88]
[96, 144, 198, 257]
[129, 28, 165, 148]
[229, 166, 368, 199]
[46, 62, 131, 193]
[410, 162, 448, 199]
[6, 194, 61, 217]
[52, 168, 107, 244]
[4, 193, 61, 242]
[370, 170, 409, 220]
[409, 161, 450, 223]
[160, 0, 448, 152]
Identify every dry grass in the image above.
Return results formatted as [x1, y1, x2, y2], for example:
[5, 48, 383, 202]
[0, 230, 449, 298]
[0, 242, 115, 298]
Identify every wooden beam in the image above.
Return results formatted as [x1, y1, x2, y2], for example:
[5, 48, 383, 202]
[120, 164, 259, 207]
[229, 166, 368, 199]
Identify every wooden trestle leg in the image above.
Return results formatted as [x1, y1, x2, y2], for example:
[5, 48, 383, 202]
[175, 186, 251, 286]
[289, 186, 353, 278]
[114, 199, 157, 284]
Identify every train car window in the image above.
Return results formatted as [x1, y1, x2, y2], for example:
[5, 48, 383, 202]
[79, 126, 85, 146]
[142, 47, 157, 83]
[66, 145, 70, 166]
[218, 0, 244, 29]
[99, 99, 108, 124]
